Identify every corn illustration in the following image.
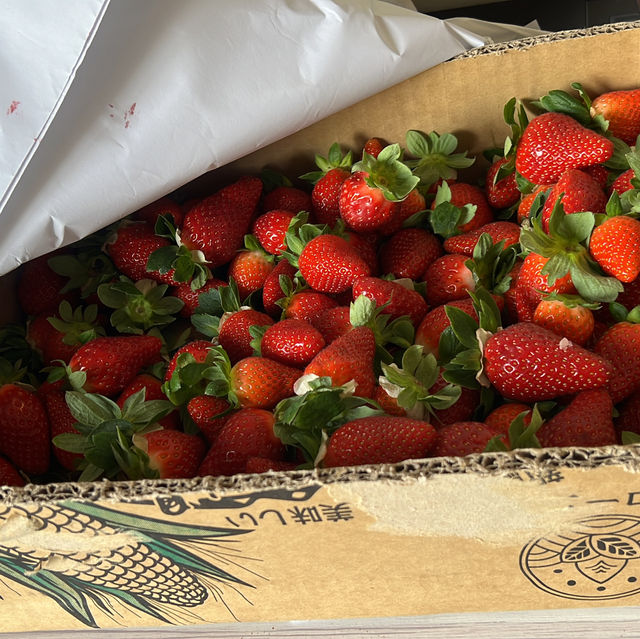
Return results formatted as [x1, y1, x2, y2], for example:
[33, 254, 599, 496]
[0, 501, 254, 628]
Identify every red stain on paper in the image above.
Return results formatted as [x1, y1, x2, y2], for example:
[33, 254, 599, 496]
[107, 102, 137, 128]
[6, 100, 20, 115]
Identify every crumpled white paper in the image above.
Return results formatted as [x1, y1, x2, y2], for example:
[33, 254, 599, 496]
[0, 0, 541, 277]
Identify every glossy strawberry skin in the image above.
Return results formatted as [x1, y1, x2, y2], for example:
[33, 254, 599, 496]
[262, 259, 298, 317]
[0, 456, 25, 486]
[227, 249, 274, 300]
[379, 227, 443, 280]
[532, 298, 595, 346]
[591, 88, 640, 145]
[230, 357, 300, 409]
[252, 210, 296, 255]
[443, 182, 494, 232]
[187, 395, 233, 444]
[143, 429, 206, 479]
[485, 157, 519, 209]
[422, 253, 475, 307]
[171, 277, 227, 318]
[262, 185, 311, 214]
[219, 309, 274, 364]
[515, 112, 614, 184]
[589, 215, 640, 283]
[117, 373, 180, 430]
[322, 416, 437, 467]
[311, 167, 350, 226]
[44, 389, 83, 471]
[429, 421, 499, 458]
[339, 171, 399, 233]
[133, 196, 184, 228]
[260, 319, 326, 367]
[483, 322, 613, 402]
[443, 221, 521, 257]
[309, 306, 352, 344]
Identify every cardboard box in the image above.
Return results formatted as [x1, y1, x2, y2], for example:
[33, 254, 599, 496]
[2, 20, 640, 634]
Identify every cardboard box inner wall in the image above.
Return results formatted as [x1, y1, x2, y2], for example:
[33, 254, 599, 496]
[1, 21, 640, 634]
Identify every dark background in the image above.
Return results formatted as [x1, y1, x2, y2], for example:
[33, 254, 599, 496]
[415, 0, 640, 31]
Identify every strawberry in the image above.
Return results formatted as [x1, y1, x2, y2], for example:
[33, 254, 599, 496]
[379, 187, 427, 235]
[428, 376, 481, 427]
[429, 421, 499, 458]
[422, 253, 475, 307]
[117, 373, 180, 430]
[310, 167, 351, 226]
[536, 389, 616, 448]
[133, 195, 183, 228]
[484, 402, 532, 436]
[610, 168, 635, 195]
[372, 384, 407, 416]
[227, 238, 275, 300]
[282, 289, 339, 323]
[517, 184, 551, 224]
[262, 185, 311, 214]
[171, 277, 227, 318]
[532, 294, 596, 346]
[582, 164, 610, 189]
[218, 309, 274, 364]
[362, 137, 385, 158]
[252, 209, 296, 255]
[309, 305, 352, 344]
[198, 407, 285, 476]
[43, 389, 84, 472]
[180, 176, 263, 267]
[352, 276, 428, 327]
[67, 334, 163, 397]
[0, 384, 50, 475]
[304, 325, 377, 398]
[485, 156, 519, 209]
[138, 429, 206, 479]
[343, 230, 380, 275]
[259, 319, 326, 367]
[322, 415, 437, 467]
[186, 395, 233, 444]
[0, 456, 25, 486]
[230, 356, 300, 409]
[262, 259, 298, 317]
[105, 221, 178, 285]
[245, 457, 298, 473]
[590, 87, 640, 145]
[443, 221, 521, 257]
[515, 112, 614, 184]
[164, 339, 216, 386]
[298, 233, 371, 294]
[589, 215, 640, 283]
[379, 227, 443, 280]
[435, 182, 494, 233]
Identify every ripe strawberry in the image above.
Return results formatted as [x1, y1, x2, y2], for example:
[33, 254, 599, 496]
[180, 176, 263, 267]
[245, 457, 298, 473]
[517, 184, 551, 224]
[443, 221, 521, 257]
[117, 373, 180, 430]
[0, 384, 50, 475]
[105, 221, 178, 285]
[436, 182, 494, 233]
[230, 356, 300, 409]
[484, 402, 532, 437]
[322, 415, 437, 467]
[260, 319, 326, 367]
[198, 408, 285, 476]
[515, 112, 614, 184]
[219, 309, 274, 364]
[581, 164, 610, 189]
[610, 168, 635, 195]
[310, 167, 351, 226]
[540, 168, 607, 233]
[68, 335, 163, 397]
[343, 230, 380, 275]
[379, 227, 443, 280]
[422, 253, 475, 307]
[352, 276, 428, 327]
[282, 289, 339, 323]
[252, 209, 296, 255]
[0, 456, 25, 486]
[227, 244, 275, 300]
[164, 339, 216, 384]
[379, 187, 427, 235]
[309, 305, 352, 344]
[485, 156, 519, 209]
[589, 215, 640, 283]
[362, 137, 385, 158]
[372, 385, 407, 417]
[429, 421, 499, 458]
[594, 319, 640, 404]
[429, 377, 481, 427]
[43, 389, 82, 472]
[304, 325, 377, 398]
[532, 295, 596, 346]
[298, 234, 371, 294]
[171, 277, 227, 318]
[186, 395, 233, 444]
[138, 429, 206, 479]
[133, 195, 184, 228]
[262, 185, 311, 214]
[591, 87, 640, 145]
[536, 389, 616, 448]
[262, 259, 298, 317]
[483, 321, 612, 401]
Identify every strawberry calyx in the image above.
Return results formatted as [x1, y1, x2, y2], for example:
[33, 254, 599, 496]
[273, 376, 381, 466]
[404, 130, 475, 189]
[608, 301, 640, 324]
[423, 181, 477, 238]
[484, 403, 544, 452]
[378, 345, 461, 419]
[48, 249, 116, 300]
[97, 277, 184, 335]
[52, 388, 175, 481]
[465, 232, 519, 297]
[46, 300, 106, 345]
[352, 143, 419, 203]
[190, 278, 246, 339]
[299, 142, 353, 184]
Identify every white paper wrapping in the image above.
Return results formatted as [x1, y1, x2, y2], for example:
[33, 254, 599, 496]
[0, 0, 539, 277]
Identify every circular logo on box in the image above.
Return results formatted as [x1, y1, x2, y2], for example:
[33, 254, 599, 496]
[520, 514, 640, 600]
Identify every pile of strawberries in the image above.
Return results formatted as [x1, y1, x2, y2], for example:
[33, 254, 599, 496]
[2, 81, 640, 486]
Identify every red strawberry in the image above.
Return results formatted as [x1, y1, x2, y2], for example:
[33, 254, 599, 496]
[262, 185, 311, 214]
[485, 157, 519, 209]
[171, 277, 227, 318]
[44, 389, 84, 471]
[117, 373, 180, 430]
[260, 319, 326, 367]
[581, 163, 610, 189]
[139, 429, 206, 479]
[219, 309, 274, 364]
[252, 210, 296, 255]
[310, 167, 351, 226]
[262, 259, 298, 317]
[245, 457, 298, 473]
[230, 356, 300, 409]
[589, 215, 640, 283]
[298, 234, 371, 294]
[379, 227, 443, 280]
[422, 253, 475, 307]
[352, 276, 428, 327]
[610, 168, 635, 195]
[180, 176, 263, 268]
[591, 88, 640, 145]
[536, 389, 616, 448]
[186, 395, 233, 444]
[198, 408, 285, 476]
[429, 376, 481, 427]
[303, 325, 376, 398]
[483, 321, 612, 401]
[68, 335, 163, 397]
[164, 339, 216, 383]
[133, 195, 183, 228]
[532, 295, 596, 346]
[515, 112, 614, 184]
[0, 456, 25, 486]
[443, 221, 521, 256]
[517, 184, 551, 224]
[343, 230, 380, 275]
[379, 187, 427, 235]
[0, 384, 50, 475]
[322, 415, 437, 467]
[227, 244, 275, 300]
[372, 385, 407, 417]
[437, 182, 494, 233]
[106, 221, 178, 285]
[362, 137, 385, 158]
[484, 402, 532, 438]
[429, 421, 500, 458]
[309, 305, 352, 344]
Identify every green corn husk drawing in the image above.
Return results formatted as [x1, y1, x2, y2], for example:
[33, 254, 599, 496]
[0, 501, 256, 628]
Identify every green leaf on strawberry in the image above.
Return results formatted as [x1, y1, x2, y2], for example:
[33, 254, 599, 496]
[428, 181, 476, 238]
[484, 404, 544, 452]
[299, 142, 353, 184]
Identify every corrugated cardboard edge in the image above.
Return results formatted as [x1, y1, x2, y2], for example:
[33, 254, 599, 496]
[3, 445, 640, 505]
